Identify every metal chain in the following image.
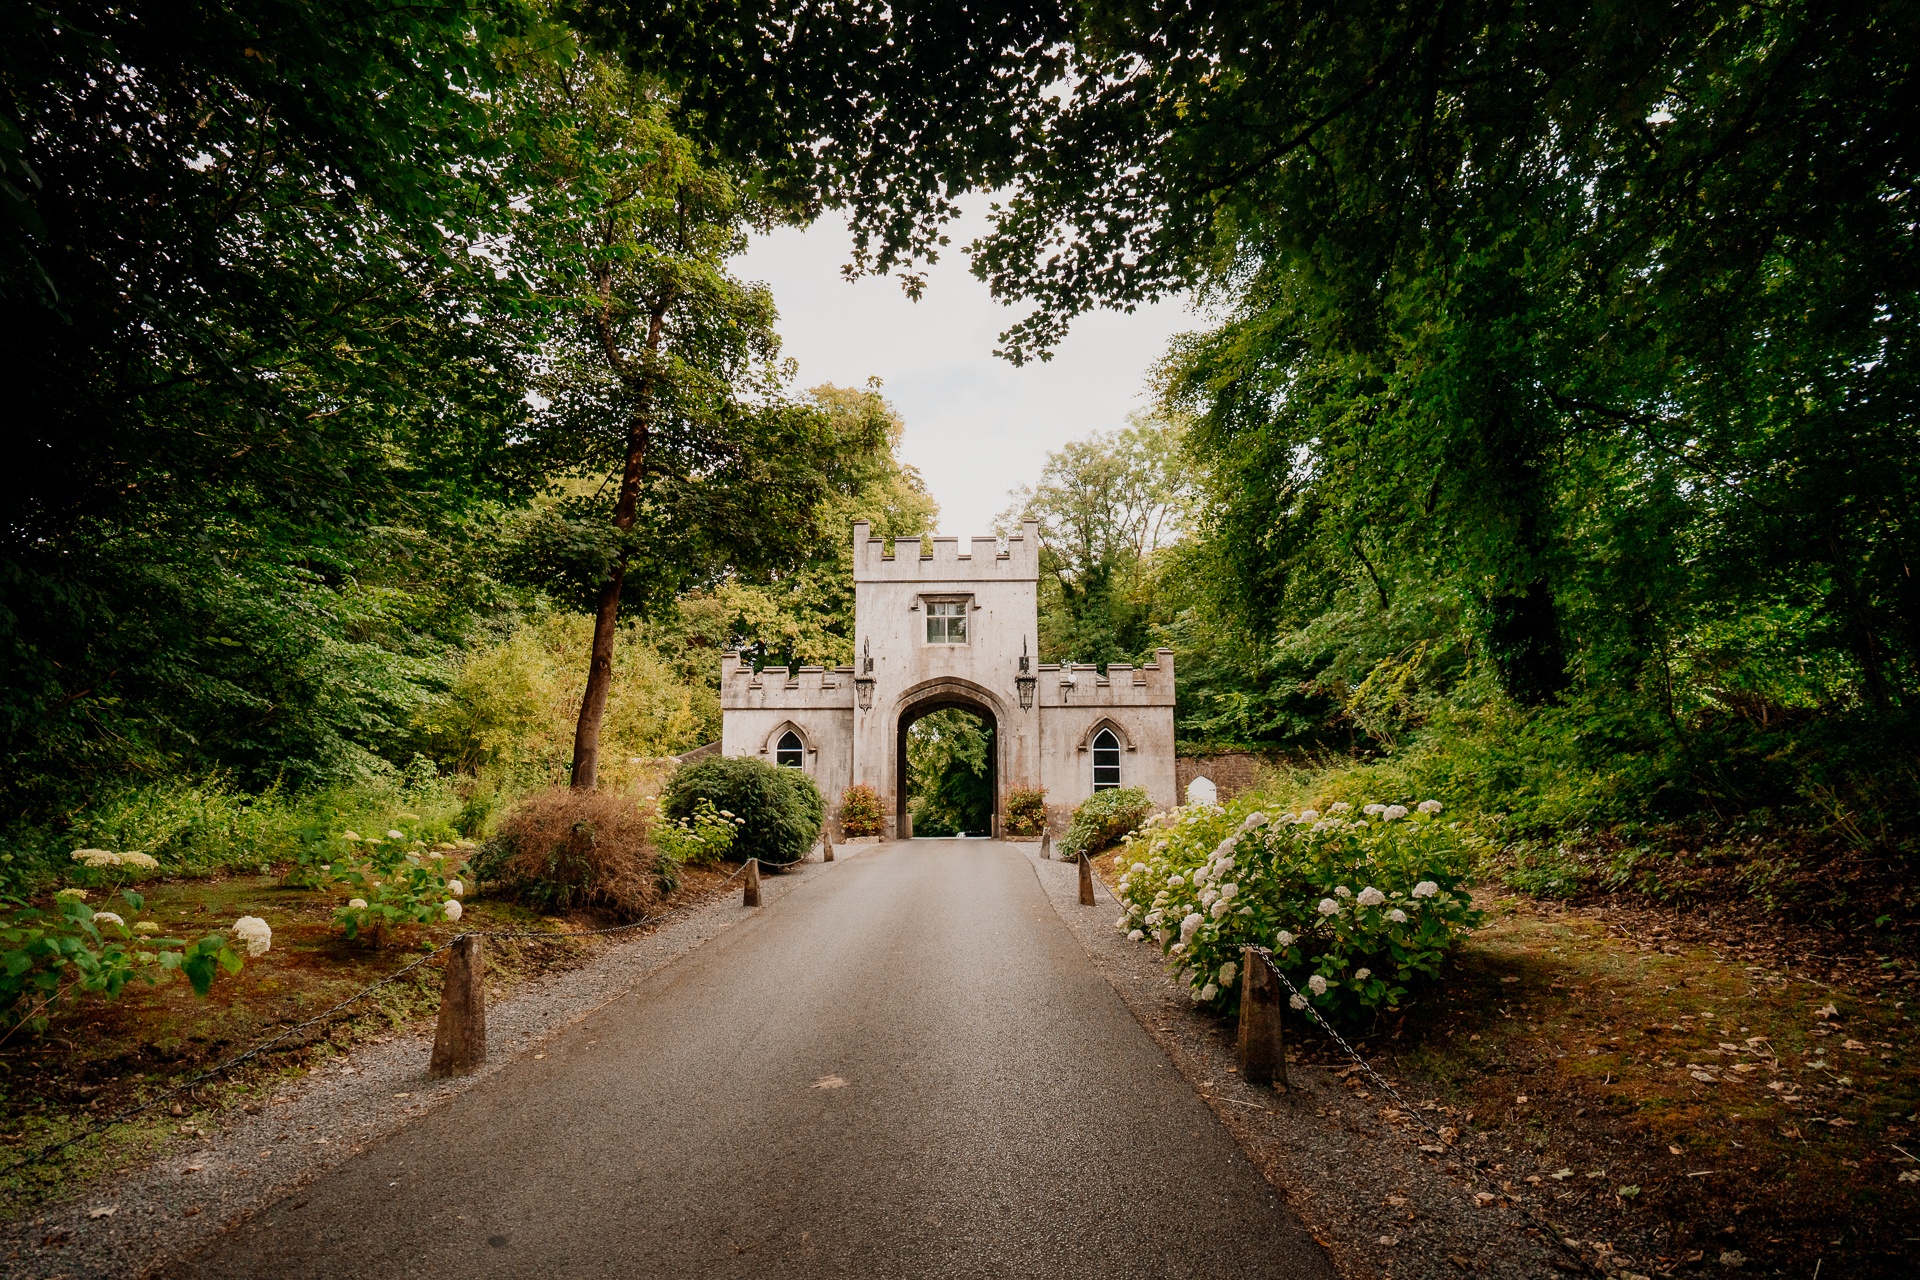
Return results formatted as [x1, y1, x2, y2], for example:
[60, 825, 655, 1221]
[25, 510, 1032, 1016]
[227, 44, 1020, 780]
[1250, 948, 1604, 1279]
[3, 852, 809, 1179]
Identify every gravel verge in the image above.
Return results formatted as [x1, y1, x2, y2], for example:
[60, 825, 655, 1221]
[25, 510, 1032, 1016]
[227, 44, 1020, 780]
[1021, 846, 1667, 1280]
[1, 846, 863, 1280]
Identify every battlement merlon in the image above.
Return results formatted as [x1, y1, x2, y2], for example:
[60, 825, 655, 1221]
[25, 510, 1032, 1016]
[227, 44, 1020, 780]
[719, 655, 856, 711]
[851, 518, 1040, 582]
[1035, 648, 1175, 708]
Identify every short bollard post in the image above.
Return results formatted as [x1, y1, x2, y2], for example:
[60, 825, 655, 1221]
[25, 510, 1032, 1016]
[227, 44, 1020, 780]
[1236, 947, 1289, 1090]
[428, 934, 487, 1079]
[743, 857, 762, 907]
[1077, 850, 1096, 905]
[1039, 829, 1052, 860]
[823, 838, 835, 863]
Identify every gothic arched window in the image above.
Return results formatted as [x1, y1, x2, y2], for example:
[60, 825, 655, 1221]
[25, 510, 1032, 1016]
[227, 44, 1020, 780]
[776, 730, 804, 769]
[1092, 728, 1121, 791]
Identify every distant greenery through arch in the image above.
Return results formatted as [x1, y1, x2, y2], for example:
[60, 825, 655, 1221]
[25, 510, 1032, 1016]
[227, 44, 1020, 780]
[905, 709, 993, 837]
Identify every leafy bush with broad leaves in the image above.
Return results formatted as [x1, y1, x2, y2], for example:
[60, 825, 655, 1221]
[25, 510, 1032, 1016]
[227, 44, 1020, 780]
[1113, 797, 1484, 1020]
[838, 784, 884, 838]
[1058, 787, 1153, 860]
[329, 824, 474, 941]
[650, 796, 741, 865]
[664, 756, 823, 867]
[1004, 786, 1047, 837]
[1, 889, 248, 1032]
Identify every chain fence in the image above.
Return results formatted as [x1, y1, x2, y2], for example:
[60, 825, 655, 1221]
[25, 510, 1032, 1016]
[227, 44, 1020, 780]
[1248, 946, 1604, 1278]
[2, 850, 801, 1181]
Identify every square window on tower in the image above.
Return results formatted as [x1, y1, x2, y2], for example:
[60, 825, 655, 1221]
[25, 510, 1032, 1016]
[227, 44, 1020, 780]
[925, 600, 968, 644]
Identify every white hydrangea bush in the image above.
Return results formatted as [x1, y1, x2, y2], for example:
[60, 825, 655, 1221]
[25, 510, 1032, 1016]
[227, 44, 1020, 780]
[1112, 797, 1484, 1018]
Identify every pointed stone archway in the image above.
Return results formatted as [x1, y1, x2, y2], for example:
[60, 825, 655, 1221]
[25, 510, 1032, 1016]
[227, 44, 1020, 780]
[891, 678, 1006, 838]
[890, 690, 998, 840]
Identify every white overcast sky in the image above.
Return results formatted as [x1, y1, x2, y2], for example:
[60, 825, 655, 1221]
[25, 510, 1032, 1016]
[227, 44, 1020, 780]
[732, 202, 1200, 538]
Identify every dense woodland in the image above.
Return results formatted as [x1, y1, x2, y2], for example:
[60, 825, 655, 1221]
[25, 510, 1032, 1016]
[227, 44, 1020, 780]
[4, 1, 1916, 930]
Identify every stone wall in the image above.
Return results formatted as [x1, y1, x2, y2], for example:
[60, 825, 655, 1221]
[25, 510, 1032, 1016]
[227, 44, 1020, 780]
[1175, 753, 1274, 802]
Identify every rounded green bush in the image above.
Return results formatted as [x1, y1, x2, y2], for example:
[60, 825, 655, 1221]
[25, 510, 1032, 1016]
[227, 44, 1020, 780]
[663, 756, 823, 867]
[1058, 787, 1153, 859]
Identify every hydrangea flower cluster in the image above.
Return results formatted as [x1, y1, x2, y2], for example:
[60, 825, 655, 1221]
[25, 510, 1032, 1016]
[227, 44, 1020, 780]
[231, 916, 273, 957]
[1111, 795, 1483, 1019]
[70, 849, 162, 871]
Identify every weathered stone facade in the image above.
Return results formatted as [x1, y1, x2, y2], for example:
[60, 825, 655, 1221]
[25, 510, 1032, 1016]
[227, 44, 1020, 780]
[720, 519, 1177, 838]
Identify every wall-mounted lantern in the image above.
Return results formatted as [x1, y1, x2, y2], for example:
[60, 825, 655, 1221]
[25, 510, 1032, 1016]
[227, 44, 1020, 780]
[1016, 638, 1036, 711]
[855, 638, 876, 710]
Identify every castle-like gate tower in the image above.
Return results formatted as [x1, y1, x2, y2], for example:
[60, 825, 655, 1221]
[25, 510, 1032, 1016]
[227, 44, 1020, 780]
[719, 519, 1176, 839]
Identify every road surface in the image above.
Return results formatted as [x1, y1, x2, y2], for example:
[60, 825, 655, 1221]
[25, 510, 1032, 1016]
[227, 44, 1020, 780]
[165, 840, 1335, 1279]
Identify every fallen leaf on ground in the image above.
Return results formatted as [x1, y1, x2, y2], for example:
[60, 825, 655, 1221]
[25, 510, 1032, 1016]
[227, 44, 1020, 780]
[812, 1075, 847, 1089]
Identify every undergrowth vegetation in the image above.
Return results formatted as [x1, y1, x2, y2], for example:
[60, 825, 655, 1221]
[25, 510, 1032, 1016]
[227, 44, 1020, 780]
[1057, 787, 1154, 860]
[662, 756, 823, 868]
[1114, 798, 1482, 1019]
[478, 786, 676, 917]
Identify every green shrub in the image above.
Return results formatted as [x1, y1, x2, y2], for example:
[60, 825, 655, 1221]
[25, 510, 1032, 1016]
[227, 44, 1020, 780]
[1114, 797, 1485, 1020]
[330, 833, 474, 942]
[663, 756, 823, 867]
[650, 797, 741, 865]
[476, 787, 671, 919]
[1004, 787, 1047, 837]
[1, 890, 250, 1032]
[839, 784, 885, 838]
[1058, 787, 1153, 859]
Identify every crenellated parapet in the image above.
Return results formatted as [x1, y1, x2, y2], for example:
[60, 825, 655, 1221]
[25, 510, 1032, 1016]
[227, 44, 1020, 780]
[1035, 648, 1175, 708]
[720, 653, 856, 710]
[851, 518, 1039, 582]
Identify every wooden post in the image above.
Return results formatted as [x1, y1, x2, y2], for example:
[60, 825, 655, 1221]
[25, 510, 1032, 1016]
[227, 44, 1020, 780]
[1236, 947, 1288, 1089]
[1077, 850, 1096, 905]
[823, 837, 834, 863]
[1039, 829, 1051, 860]
[428, 935, 487, 1079]
[743, 857, 761, 907]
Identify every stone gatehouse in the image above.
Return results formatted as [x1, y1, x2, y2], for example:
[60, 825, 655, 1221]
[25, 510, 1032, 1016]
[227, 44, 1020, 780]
[719, 519, 1177, 838]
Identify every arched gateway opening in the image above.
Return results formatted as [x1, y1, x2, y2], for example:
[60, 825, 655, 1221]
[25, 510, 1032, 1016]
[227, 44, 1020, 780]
[895, 693, 999, 839]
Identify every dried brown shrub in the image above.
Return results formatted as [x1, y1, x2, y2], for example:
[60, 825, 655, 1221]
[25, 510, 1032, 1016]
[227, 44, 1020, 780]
[482, 786, 672, 918]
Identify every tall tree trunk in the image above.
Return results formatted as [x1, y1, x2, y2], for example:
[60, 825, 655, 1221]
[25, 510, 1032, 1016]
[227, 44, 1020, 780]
[569, 300, 668, 790]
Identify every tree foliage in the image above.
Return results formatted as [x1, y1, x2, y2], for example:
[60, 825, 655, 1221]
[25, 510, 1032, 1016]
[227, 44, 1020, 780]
[905, 708, 993, 838]
[2, 0, 539, 817]
[998, 411, 1190, 667]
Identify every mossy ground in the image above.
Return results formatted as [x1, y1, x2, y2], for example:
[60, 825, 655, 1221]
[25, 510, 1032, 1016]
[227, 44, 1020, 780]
[0, 861, 746, 1209]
